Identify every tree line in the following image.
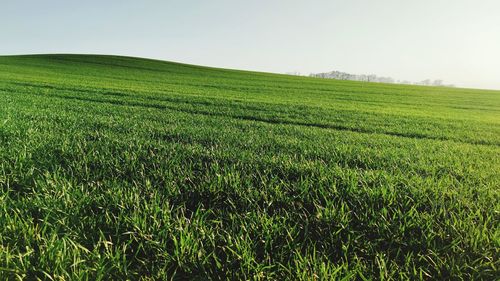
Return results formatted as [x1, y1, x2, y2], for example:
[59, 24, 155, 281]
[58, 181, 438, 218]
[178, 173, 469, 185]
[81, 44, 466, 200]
[307, 70, 454, 87]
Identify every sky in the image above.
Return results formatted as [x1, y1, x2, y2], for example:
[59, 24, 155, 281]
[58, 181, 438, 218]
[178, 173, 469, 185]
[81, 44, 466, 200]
[1, 0, 499, 90]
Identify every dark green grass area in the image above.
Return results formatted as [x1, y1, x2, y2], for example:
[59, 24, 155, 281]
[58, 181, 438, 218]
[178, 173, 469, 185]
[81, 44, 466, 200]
[0, 54, 499, 280]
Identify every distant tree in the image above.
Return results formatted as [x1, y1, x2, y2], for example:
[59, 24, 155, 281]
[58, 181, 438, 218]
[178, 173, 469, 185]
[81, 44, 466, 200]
[367, 75, 377, 82]
[420, 79, 432, 86]
[433, 79, 443, 86]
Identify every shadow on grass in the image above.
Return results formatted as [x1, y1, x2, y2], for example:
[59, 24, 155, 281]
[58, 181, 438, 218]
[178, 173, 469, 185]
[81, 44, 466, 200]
[34, 90, 499, 147]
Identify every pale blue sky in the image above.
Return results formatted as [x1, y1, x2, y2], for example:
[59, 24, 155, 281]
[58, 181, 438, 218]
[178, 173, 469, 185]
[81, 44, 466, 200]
[2, 0, 499, 89]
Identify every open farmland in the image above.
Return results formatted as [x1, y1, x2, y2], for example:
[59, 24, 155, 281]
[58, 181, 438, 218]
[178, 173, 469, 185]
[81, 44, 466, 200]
[0, 55, 499, 280]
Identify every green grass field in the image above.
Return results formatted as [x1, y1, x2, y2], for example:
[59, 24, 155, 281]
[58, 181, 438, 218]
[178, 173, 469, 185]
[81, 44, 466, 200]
[0, 54, 498, 280]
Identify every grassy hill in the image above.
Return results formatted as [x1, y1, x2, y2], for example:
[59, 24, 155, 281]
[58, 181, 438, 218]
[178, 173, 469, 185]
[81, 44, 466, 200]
[0, 54, 498, 280]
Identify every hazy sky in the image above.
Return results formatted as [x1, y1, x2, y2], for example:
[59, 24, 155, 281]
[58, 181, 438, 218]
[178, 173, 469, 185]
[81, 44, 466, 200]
[2, 0, 499, 89]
